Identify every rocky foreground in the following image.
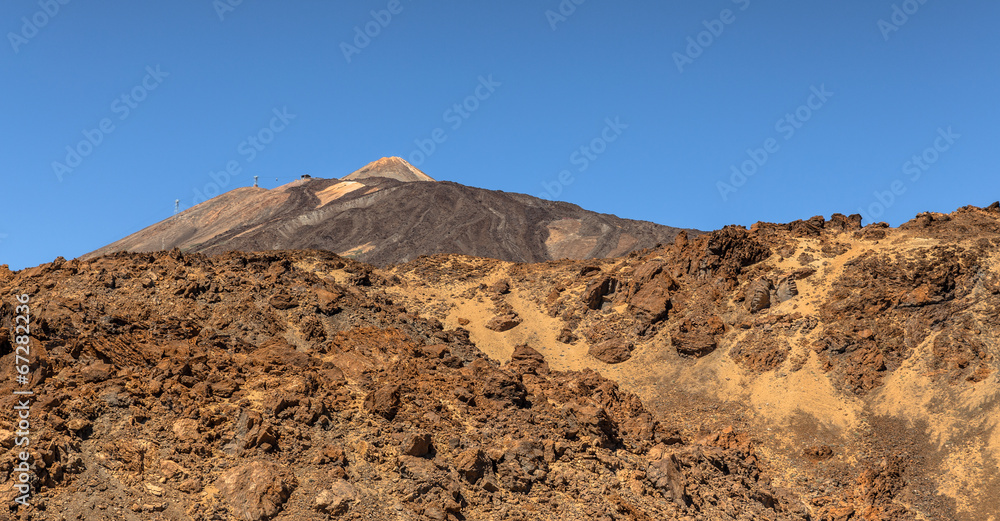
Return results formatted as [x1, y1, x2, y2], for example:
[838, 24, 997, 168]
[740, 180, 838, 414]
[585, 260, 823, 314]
[1, 203, 999, 520]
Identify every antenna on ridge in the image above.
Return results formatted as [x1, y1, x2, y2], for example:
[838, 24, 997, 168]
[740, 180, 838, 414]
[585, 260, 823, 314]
[174, 199, 179, 214]
[253, 176, 259, 188]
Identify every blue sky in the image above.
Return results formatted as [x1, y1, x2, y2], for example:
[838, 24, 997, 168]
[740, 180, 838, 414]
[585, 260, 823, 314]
[2, 1, 998, 270]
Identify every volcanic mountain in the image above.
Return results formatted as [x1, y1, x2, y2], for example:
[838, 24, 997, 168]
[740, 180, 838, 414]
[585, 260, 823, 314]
[86, 157, 698, 265]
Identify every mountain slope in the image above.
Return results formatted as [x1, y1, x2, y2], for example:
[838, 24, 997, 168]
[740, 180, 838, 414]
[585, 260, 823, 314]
[85, 158, 699, 265]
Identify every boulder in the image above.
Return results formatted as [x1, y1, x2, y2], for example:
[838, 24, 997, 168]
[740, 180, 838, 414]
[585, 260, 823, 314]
[556, 328, 577, 344]
[489, 279, 511, 294]
[315, 287, 342, 314]
[589, 339, 633, 364]
[582, 276, 617, 310]
[628, 280, 673, 322]
[485, 313, 521, 332]
[454, 449, 490, 484]
[81, 361, 114, 383]
[399, 433, 433, 457]
[746, 279, 773, 313]
[314, 479, 356, 515]
[269, 292, 298, 310]
[776, 276, 798, 302]
[217, 461, 296, 521]
[364, 384, 402, 420]
[508, 344, 549, 375]
[671, 315, 725, 357]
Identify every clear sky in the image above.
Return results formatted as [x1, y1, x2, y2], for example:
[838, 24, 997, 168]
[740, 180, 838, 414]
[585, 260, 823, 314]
[2, 1, 998, 270]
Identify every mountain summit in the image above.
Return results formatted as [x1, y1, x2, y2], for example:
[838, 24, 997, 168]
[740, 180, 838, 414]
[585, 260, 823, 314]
[342, 156, 435, 183]
[86, 159, 699, 265]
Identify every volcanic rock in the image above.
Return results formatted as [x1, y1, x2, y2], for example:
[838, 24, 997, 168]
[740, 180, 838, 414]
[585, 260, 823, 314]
[314, 480, 356, 515]
[582, 276, 617, 310]
[485, 313, 521, 332]
[217, 461, 296, 521]
[454, 448, 490, 484]
[364, 384, 402, 420]
[671, 315, 725, 357]
[6, 203, 1000, 520]
[399, 433, 433, 457]
[508, 344, 550, 375]
[589, 339, 633, 364]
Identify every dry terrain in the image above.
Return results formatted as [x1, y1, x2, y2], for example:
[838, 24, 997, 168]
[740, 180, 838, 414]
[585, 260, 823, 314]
[1, 202, 998, 519]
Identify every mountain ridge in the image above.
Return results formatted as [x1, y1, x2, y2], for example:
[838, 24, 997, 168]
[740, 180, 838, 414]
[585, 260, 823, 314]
[85, 158, 701, 265]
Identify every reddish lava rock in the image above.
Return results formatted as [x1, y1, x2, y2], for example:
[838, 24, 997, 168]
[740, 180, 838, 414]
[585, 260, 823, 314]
[485, 313, 521, 332]
[217, 461, 296, 521]
[589, 339, 634, 364]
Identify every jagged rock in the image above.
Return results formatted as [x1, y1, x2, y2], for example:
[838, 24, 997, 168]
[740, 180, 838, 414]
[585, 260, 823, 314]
[454, 448, 490, 484]
[178, 478, 203, 493]
[314, 480, 355, 514]
[462, 358, 528, 407]
[172, 418, 199, 442]
[508, 344, 549, 375]
[489, 279, 511, 294]
[747, 279, 773, 312]
[217, 461, 296, 521]
[420, 344, 449, 359]
[623, 260, 678, 324]
[825, 213, 863, 232]
[315, 287, 342, 314]
[776, 276, 798, 302]
[485, 313, 521, 332]
[648, 453, 688, 507]
[671, 315, 725, 357]
[364, 385, 402, 420]
[229, 411, 277, 452]
[399, 433, 433, 457]
[556, 328, 577, 344]
[582, 276, 617, 310]
[81, 361, 114, 383]
[589, 339, 633, 364]
[268, 292, 298, 310]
